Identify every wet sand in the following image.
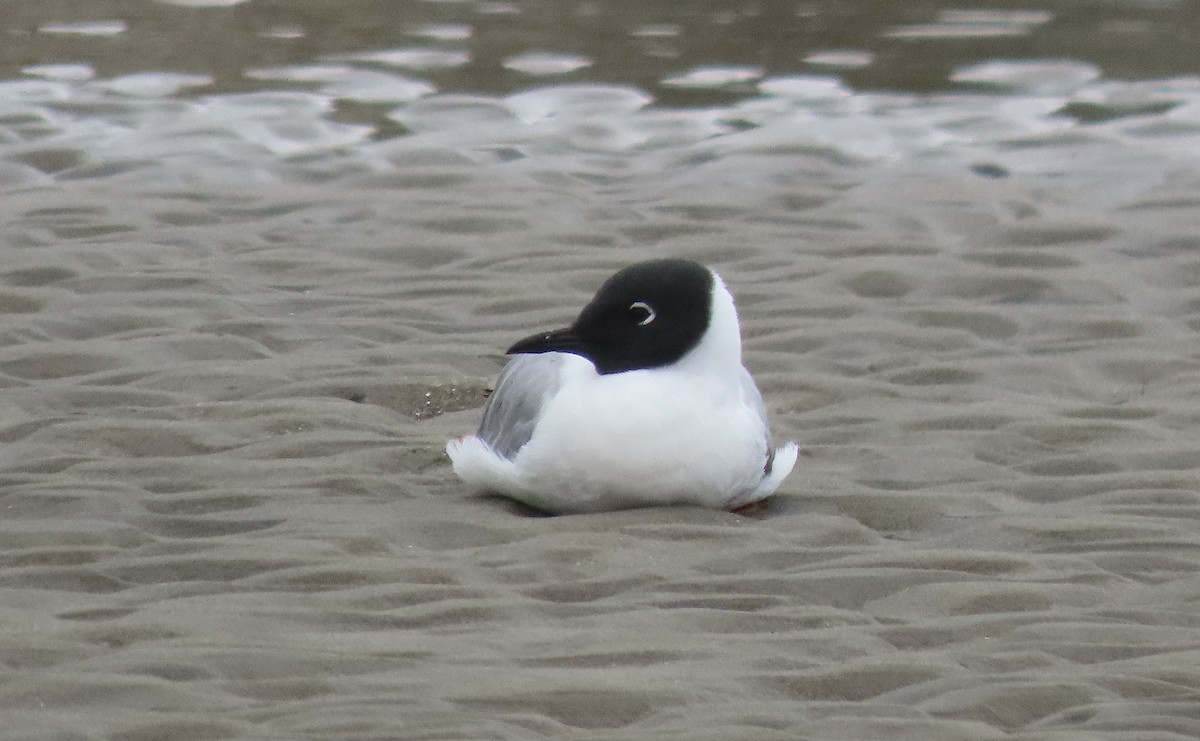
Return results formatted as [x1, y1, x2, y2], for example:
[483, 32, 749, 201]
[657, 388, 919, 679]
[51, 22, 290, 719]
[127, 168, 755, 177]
[3, 131, 1200, 738]
[2, 9, 1200, 737]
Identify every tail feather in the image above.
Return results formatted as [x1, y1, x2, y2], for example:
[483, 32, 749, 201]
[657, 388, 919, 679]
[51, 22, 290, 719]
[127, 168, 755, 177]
[756, 441, 799, 497]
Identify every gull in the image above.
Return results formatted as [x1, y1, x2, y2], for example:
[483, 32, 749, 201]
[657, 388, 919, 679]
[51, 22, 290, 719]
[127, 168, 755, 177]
[447, 258, 798, 513]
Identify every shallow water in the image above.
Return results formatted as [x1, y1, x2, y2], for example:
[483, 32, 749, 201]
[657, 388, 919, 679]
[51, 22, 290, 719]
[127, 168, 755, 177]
[2, 1, 1200, 739]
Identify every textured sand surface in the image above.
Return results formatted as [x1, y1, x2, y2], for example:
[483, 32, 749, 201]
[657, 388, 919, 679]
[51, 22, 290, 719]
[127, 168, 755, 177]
[3, 39, 1200, 741]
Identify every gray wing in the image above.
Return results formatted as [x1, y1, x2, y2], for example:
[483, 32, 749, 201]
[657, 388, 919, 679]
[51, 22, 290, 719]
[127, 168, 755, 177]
[477, 353, 567, 460]
[740, 367, 777, 476]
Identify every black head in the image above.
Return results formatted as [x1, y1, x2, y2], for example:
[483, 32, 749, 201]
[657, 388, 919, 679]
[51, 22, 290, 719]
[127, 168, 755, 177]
[507, 258, 714, 374]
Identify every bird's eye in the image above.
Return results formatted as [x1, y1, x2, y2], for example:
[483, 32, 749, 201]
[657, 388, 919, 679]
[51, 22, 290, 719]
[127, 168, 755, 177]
[628, 301, 656, 326]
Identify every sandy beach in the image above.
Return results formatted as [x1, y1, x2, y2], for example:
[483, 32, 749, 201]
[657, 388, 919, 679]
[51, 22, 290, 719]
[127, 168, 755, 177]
[3, 2, 1200, 738]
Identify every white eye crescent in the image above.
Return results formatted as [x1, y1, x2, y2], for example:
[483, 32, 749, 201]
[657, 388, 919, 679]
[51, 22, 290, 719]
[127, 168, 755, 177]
[628, 301, 656, 326]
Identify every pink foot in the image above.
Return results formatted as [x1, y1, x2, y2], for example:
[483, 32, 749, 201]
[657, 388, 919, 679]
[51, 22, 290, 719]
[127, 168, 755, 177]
[729, 500, 766, 517]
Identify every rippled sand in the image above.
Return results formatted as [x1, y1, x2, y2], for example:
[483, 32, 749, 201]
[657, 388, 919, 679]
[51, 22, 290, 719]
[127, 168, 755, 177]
[3, 67, 1200, 739]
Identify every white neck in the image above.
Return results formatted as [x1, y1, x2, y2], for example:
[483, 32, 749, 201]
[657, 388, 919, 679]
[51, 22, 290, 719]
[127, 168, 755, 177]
[676, 271, 743, 373]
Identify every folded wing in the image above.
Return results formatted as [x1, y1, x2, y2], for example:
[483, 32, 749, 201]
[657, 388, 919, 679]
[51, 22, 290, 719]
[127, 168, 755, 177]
[477, 353, 569, 459]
